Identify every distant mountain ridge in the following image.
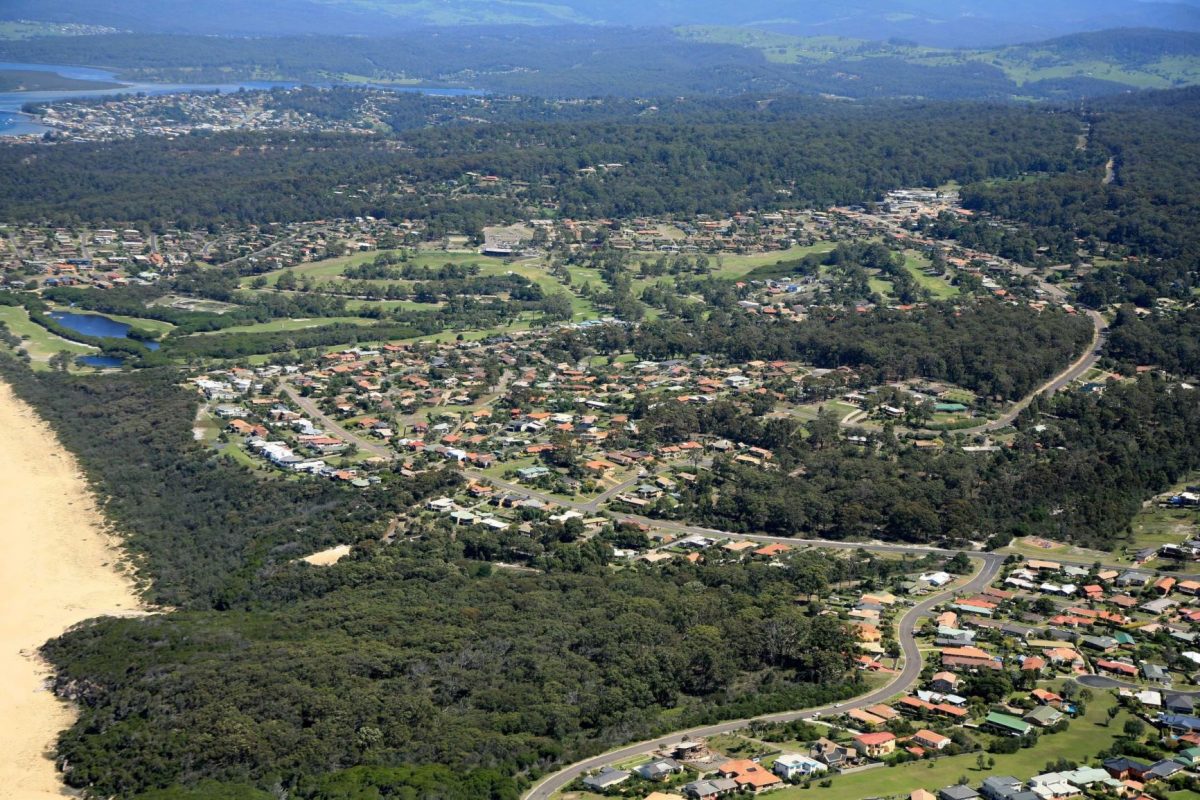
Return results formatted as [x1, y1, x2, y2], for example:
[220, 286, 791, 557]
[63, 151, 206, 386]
[1, 24, 1198, 100]
[3, 0, 1200, 45]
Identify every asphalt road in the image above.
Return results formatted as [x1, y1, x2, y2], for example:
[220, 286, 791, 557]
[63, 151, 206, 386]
[970, 309, 1108, 434]
[282, 384, 396, 460]
[522, 553, 1005, 800]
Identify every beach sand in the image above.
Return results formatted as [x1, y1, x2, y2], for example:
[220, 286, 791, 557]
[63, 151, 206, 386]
[0, 379, 143, 799]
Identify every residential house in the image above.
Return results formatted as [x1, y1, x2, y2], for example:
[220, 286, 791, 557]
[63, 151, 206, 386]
[912, 730, 951, 751]
[636, 759, 684, 782]
[681, 778, 739, 800]
[1102, 757, 1151, 781]
[938, 786, 980, 800]
[773, 754, 827, 781]
[1024, 705, 1064, 728]
[1165, 694, 1195, 715]
[985, 712, 1032, 737]
[853, 732, 897, 759]
[981, 776, 1039, 800]
[847, 708, 887, 728]
[1143, 664, 1170, 684]
[811, 737, 854, 767]
[930, 671, 960, 693]
[717, 759, 782, 793]
[582, 767, 630, 791]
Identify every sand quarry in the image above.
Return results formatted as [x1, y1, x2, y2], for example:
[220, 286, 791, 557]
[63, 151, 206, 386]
[0, 380, 143, 799]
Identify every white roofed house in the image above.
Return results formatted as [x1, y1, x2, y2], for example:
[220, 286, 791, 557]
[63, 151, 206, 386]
[774, 754, 827, 780]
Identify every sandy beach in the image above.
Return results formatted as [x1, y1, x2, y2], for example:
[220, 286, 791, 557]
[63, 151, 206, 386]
[0, 379, 143, 799]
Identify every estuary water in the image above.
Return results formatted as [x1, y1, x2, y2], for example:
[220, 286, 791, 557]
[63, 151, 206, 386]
[0, 61, 477, 137]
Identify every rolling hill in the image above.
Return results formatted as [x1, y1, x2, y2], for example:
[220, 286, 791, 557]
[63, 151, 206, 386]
[3, 0, 1200, 45]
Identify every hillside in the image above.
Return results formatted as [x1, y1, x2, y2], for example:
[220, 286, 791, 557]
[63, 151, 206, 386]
[3, 0, 1200, 45]
[2, 26, 1198, 99]
[680, 26, 1200, 93]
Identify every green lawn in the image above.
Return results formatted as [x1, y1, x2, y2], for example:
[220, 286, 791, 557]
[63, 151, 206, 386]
[1130, 502, 1199, 552]
[0, 305, 96, 367]
[239, 249, 490, 287]
[343, 299, 443, 311]
[714, 243, 838, 279]
[903, 255, 959, 300]
[770, 690, 1126, 800]
[193, 316, 377, 335]
[242, 251, 598, 320]
[219, 442, 261, 470]
[869, 277, 894, 298]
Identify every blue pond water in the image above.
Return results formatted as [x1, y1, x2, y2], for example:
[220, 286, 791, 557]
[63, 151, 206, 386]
[50, 311, 161, 350]
[78, 355, 128, 368]
[0, 61, 479, 137]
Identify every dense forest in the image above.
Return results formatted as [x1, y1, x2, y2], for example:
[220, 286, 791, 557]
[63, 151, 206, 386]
[571, 300, 1094, 402]
[1105, 304, 1200, 376]
[0, 99, 1079, 228]
[956, 89, 1200, 305]
[0, 358, 878, 798]
[627, 374, 1200, 550]
[0, 360, 456, 607]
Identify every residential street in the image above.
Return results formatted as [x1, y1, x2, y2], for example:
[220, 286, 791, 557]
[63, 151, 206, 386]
[521, 554, 1005, 800]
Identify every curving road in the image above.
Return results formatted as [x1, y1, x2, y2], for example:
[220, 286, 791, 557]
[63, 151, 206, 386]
[522, 552, 1005, 800]
[282, 384, 396, 460]
[966, 308, 1108, 434]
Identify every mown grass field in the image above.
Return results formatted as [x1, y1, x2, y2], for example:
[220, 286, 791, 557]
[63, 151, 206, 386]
[0, 305, 96, 368]
[240, 250, 598, 319]
[903, 251, 959, 300]
[711, 243, 837, 279]
[193, 316, 378, 335]
[239, 249, 490, 287]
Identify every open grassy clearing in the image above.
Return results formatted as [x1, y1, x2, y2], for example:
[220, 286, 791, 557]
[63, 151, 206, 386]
[903, 252, 959, 300]
[677, 27, 910, 64]
[1129, 473, 1200, 551]
[998, 536, 1134, 569]
[711, 243, 838, 279]
[0, 305, 96, 368]
[977, 54, 1181, 89]
[238, 249, 490, 287]
[680, 26, 1200, 91]
[1130, 508, 1199, 551]
[241, 252, 598, 319]
[191, 316, 378, 335]
[147, 294, 240, 314]
[343, 298, 443, 311]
